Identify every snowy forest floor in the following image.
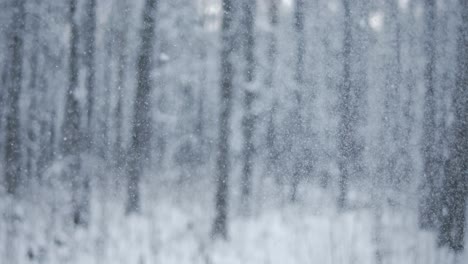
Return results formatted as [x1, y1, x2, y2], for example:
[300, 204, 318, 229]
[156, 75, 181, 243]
[0, 159, 466, 264]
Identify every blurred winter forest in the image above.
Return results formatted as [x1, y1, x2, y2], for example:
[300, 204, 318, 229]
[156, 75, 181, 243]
[0, 0, 467, 263]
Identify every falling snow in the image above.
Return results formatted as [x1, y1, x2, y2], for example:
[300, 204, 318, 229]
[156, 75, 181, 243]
[0, 0, 467, 263]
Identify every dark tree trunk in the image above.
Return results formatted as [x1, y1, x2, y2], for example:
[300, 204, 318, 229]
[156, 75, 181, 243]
[400, 0, 416, 190]
[81, 4, 96, 229]
[25, 8, 47, 180]
[84, 0, 97, 147]
[78, 0, 95, 226]
[294, 0, 304, 85]
[265, 0, 278, 89]
[437, 1, 468, 252]
[350, 0, 368, 178]
[100, 31, 112, 160]
[114, 1, 129, 167]
[4, 0, 25, 196]
[212, 0, 234, 240]
[126, 0, 158, 214]
[289, 0, 305, 202]
[240, 0, 256, 214]
[62, 0, 88, 227]
[0, 67, 6, 161]
[337, 0, 352, 210]
[265, 0, 279, 176]
[195, 2, 208, 153]
[384, 0, 403, 186]
[39, 108, 56, 174]
[401, 0, 418, 195]
[26, 23, 40, 180]
[266, 102, 278, 178]
[419, 0, 439, 230]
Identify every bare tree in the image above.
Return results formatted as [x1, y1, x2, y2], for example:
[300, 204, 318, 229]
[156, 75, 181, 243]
[437, 0, 468, 252]
[126, 0, 158, 214]
[337, 0, 352, 209]
[265, 0, 279, 177]
[113, 0, 130, 168]
[400, 0, 417, 196]
[84, 0, 96, 144]
[288, 0, 305, 203]
[4, 0, 25, 195]
[212, 0, 234, 239]
[25, 11, 41, 180]
[240, 0, 256, 214]
[62, 0, 88, 226]
[419, 0, 439, 230]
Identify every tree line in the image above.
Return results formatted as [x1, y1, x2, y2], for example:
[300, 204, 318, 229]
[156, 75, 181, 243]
[0, 0, 466, 257]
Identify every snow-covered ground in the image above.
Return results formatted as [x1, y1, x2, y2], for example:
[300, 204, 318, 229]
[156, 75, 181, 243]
[1, 169, 466, 264]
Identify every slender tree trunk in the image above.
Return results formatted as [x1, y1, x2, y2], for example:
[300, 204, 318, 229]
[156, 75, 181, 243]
[4, 0, 25, 196]
[289, 0, 305, 202]
[240, 0, 256, 214]
[25, 12, 43, 180]
[212, 0, 234, 240]
[400, 1, 417, 192]
[195, 0, 208, 152]
[84, 0, 96, 147]
[42, 109, 56, 173]
[26, 41, 39, 180]
[382, 0, 403, 187]
[0, 67, 6, 162]
[337, 0, 352, 210]
[400, 0, 419, 205]
[419, 0, 439, 230]
[79, 0, 95, 226]
[100, 32, 112, 160]
[62, 0, 87, 227]
[126, 0, 158, 214]
[195, 75, 205, 148]
[194, 0, 208, 148]
[265, 0, 279, 179]
[114, 14, 128, 167]
[294, 0, 305, 85]
[265, 0, 278, 90]
[266, 102, 278, 177]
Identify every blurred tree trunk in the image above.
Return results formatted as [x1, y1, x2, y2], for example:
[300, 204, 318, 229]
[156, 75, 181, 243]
[289, 0, 305, 203]
[62, 0, 87, 227]
[437, 0, 467, 252]
[384, 0, 403, 186]
[240, 0, 256, 214]
[294, 0, 304, 85]
[350, 0, 368, 179]
[84, 0, 96, 147]
[99, 30, 112, 160]
[195, 0, 209, 157]
[26, 17, 40, 180]
[4, 0, 25, 196]
[0, 67, 6, 161]
[37, 80, 55, 177]
[212, 0, 234, 239]
[401, 0, 417, 195]
[265, 0, 279, 177]
[419, 0, 439, 230]
[265, 0, 278, 91]
[337, 0, 352, 210]
[72, 0, 97, 226]
[126, 0, 158, 214]
[114, 0, 129, 168]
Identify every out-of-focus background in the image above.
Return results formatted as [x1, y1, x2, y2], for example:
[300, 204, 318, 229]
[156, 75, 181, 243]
[0, 0, 467, 263]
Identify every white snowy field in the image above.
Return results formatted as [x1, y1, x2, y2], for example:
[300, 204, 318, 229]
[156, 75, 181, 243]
[0, 163, 466, 264]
